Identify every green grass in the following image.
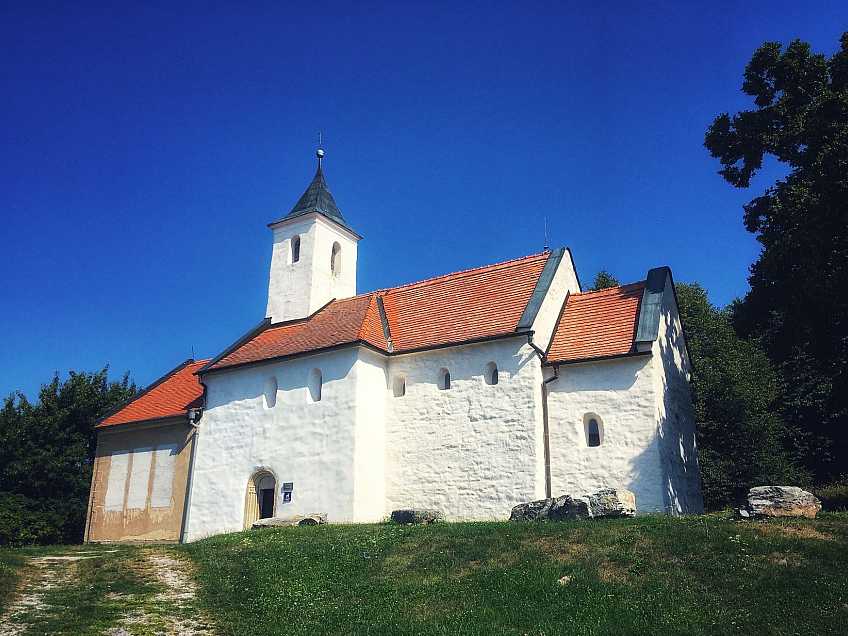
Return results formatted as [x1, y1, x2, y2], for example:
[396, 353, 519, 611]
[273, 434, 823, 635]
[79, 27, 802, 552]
[185, 513, 848, 636]
[814, 480, 848, 511]
[0, 544, 210, 635]
[0, 547, 27, 614]
[3, 514, 847, 635]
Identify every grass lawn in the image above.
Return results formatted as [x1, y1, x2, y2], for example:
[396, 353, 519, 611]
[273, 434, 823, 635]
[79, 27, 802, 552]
[2, 513, 847, 635]
[0, 547, 27, 614]
[185, 512, 848, 636]
[0, 544, 213, 635]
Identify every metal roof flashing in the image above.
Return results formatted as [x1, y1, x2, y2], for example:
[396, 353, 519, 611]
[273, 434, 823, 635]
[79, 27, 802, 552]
[516, 247, 566, 330]
[634, 266, 671, 346]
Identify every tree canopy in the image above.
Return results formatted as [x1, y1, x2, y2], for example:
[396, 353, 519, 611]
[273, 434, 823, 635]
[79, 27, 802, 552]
[675, 282, 806, 508]
[587, 269, 620, 291]
[705, 32, 848, 481]
[0, 369, 135, 545]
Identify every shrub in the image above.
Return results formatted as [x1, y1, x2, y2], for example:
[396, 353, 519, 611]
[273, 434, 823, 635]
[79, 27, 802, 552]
[813, 478, 848, 511]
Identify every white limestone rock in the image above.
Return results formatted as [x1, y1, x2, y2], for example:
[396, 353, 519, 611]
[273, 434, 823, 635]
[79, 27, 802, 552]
[510, 488, 636, 521]
[738, 486, 821, 519]
[252, 513, 327, 528]
[587, 488, 637, 518]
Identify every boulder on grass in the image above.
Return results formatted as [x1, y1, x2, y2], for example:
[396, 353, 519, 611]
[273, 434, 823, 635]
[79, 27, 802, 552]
[252, 513, 327, 529]
[509, 499, 554, 521]
[549, 495, 592, 521]
[391, 509, 443, 525]
[738, 486, 821, 519]
[587, 488, 637, 518]
[510, 488, 637, 522]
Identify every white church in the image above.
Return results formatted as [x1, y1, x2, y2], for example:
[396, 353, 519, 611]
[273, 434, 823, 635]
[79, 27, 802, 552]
[85, 150, 703, 544]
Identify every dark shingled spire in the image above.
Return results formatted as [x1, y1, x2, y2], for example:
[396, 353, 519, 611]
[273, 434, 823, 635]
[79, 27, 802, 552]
[272, 151, 353, 231]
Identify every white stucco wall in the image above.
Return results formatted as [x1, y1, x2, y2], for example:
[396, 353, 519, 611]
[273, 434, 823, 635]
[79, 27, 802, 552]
[353, 349, 388, 521]
[266, 213, 358, 323]
[651, 275, 704, 514]
[545, 355, 667, 513]
[185, 347, 363, 541]
[384, 337, 545, 521]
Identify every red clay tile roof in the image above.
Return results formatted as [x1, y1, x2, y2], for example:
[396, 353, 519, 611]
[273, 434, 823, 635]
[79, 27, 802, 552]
[207, 294, 385, 371]
[380, 253, 549, 352]
[546, 281, 646, 363]
[204, 252, 552, 372]
[98, 359, 208, 427]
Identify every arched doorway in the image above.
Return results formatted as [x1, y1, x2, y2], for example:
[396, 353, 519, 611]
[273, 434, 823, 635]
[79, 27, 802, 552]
[244, 470, 277, 529]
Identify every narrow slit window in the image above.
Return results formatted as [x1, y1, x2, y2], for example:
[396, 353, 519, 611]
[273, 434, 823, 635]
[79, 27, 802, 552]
[393, 375, 406, 398]
[331, 242, 341, 275]
[291, 235, 301, 263]
[308, 368, 322, 403]
[485, 362, 498, 385]
[585, 415, 603, 447]
[439, 368, 451, 390]
[263, 377, 278, 409]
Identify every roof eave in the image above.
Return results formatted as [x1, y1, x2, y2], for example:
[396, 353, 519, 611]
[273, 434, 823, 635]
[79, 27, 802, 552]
[200, 330, 533, 376]
[545, 349, 652, 367]
[97, 412, 192, 430]
[95, 359, 197, 425]
[267, 210, 363, 241]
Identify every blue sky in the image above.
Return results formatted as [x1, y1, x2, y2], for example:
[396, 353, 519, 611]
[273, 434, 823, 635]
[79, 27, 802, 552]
[2, 2, 846, 401]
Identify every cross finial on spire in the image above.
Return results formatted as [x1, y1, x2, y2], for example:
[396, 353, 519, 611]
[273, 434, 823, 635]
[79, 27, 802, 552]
[316, 133, 324, 167]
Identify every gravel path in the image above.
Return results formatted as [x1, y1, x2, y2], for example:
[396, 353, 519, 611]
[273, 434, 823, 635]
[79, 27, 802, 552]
[0, 554, 101, 636]
[0, 549, 214, 636]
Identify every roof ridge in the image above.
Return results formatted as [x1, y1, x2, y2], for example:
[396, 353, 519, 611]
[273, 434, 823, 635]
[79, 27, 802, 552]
[573, 280, 646, 298]
[356, 293, 382, 342]
[370, 252, 551, 296]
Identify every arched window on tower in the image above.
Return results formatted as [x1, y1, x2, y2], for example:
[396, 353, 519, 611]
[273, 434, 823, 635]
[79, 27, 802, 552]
[291, 235, 301, 263]
[331, 242, 341, 276]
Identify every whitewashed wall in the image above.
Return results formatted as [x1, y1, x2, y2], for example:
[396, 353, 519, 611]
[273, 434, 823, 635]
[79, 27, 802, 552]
[546, 355, 667, 513]
[266, 214, 358, 323]
[384, 337, 545, 521]
[185, 347, 363, 541]
[353, 349, 388, 521]
[651, 275, 704, 514]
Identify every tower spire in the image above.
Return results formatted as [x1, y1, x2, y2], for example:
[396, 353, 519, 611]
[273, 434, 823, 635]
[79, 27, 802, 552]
[317, 133, 324, 170]
[269, 142, 358, 234]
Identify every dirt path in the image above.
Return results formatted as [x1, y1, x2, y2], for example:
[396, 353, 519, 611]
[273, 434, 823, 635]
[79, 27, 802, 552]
[0, 553, 104, 636]
[0, 549, 214, 636]
[103, 552, 214, 636]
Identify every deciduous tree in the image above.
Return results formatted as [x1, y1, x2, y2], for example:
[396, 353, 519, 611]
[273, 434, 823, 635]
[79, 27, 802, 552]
[587, 269, 620, 291]
[0, 369, 135, 545]
[676, 282, 806, 508]
[705, 32, 848, 480]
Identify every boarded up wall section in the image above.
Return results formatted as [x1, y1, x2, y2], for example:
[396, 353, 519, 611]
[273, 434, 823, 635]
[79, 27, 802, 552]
[86, 419, 195, 543]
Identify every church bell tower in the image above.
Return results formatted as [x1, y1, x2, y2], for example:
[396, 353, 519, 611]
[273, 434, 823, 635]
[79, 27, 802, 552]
[266, 148, 361, 323]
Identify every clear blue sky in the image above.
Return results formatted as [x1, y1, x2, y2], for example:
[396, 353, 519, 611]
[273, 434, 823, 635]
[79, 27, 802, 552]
[2, 2, 846, 401]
